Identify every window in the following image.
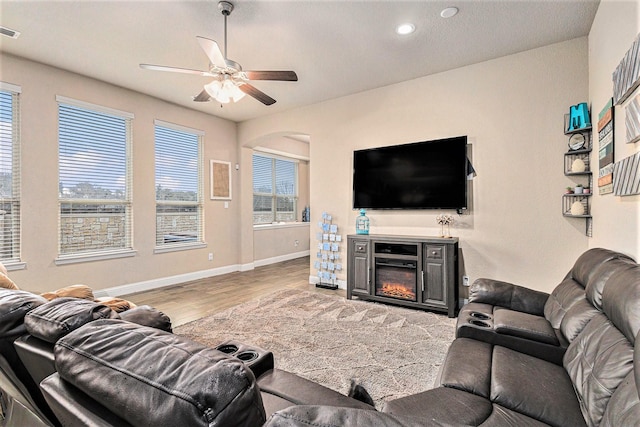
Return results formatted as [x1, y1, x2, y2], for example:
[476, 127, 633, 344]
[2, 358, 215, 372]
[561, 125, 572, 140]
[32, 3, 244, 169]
[154, 121, 204, 250]
[0, 83, 21, 265]
[253, 153, 298, 224]
[57, 96, 133, 260]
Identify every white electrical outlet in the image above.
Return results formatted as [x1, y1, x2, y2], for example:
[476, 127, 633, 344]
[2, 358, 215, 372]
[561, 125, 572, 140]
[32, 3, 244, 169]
[208, 253, 213, 261]
[463, 276, 470, 287]
[294, 240, 299, 247]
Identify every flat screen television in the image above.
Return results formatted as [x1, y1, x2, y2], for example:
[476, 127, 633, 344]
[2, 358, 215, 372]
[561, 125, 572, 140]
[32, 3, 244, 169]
[353, 136, 468, 210]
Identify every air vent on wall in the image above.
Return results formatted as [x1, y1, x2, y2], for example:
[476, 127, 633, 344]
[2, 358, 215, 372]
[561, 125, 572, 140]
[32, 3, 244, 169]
[0, 26, 20, 39]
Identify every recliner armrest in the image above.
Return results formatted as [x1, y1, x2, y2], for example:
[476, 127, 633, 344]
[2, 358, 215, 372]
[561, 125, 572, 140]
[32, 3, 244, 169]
[469, 279, 549, 315]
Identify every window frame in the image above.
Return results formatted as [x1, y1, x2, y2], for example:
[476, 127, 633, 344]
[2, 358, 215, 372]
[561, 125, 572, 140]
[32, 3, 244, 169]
[55, 96, 135, 265]
[252, 152, 299, 225]
[153, 119, 205, 253]
[0, 82, 25, 270]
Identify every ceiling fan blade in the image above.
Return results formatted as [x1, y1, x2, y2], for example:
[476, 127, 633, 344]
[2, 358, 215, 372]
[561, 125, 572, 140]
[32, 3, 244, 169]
[239, 84, 276, 106]
[193, 90, 211, 102]
[140, 64, 212, 76]
[196, 36, 227, 68]
[244, 71, 298, 81]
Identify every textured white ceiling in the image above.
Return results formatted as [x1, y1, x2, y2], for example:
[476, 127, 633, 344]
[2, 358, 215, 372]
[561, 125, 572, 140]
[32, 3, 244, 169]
[0, 0, 599, 122]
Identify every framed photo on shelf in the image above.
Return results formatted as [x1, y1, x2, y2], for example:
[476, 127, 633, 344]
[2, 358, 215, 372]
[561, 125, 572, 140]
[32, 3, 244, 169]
[210, 160, 232, 200]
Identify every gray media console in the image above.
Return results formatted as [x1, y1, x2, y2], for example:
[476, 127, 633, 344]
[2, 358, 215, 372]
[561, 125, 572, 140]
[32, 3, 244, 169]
[347, 234, 459, 317]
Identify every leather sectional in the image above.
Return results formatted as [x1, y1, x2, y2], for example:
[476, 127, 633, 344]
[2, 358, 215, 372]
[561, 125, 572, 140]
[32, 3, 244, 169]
[1, 247, 639, 426]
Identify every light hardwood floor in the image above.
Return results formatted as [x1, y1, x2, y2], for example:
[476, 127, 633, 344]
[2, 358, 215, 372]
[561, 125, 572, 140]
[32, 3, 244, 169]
[124, 256, 346, 327]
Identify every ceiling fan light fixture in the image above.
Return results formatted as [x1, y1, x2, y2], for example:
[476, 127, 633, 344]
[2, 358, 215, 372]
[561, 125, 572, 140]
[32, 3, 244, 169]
[395, 23, 415, 35]
[204, 77, 246, 103]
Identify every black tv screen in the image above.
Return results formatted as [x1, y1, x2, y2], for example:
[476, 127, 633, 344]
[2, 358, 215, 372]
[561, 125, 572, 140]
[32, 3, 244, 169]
[353, 136, 468, 210]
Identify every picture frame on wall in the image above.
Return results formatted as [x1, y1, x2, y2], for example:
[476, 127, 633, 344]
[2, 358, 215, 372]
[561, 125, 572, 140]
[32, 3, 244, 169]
[210, 160, 232, 200]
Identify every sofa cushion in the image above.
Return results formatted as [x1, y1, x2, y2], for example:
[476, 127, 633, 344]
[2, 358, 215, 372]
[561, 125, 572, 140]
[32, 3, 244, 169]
[267, 405, 425, 427]
[118, 304, 172, 332]
[493, 307, 559, 345]
[24, 298, 118, 343]
[54, 319, 266, 427]
[559, 298, 600, 342]
[439, 337, 492, 398]
[0, 289, 47, 339]
[601, 262, 640, 344]
[569, 248, 634, 287]
[543, 278, 585, 329]
[469, 279, 548, 314]
[384, 387, 494, 426]
[491, 346, 586, 427]
[585, 258, 635, 311]
[564, 314, 634, 427]
[479, 404, 551, 427]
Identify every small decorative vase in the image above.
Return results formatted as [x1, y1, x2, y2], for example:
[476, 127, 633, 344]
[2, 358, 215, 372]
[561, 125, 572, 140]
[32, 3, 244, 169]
[445, 224, 451, 238]
[355, 209, 370, 235]
[440, 224, 445, 238]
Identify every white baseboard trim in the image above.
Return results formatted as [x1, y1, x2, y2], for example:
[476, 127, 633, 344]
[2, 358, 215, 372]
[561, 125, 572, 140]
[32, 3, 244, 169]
[95, 264, 242, 298]
[253, 250, 310, 268]
[95, 250, 311, 298]
[308, 275, 347, 290]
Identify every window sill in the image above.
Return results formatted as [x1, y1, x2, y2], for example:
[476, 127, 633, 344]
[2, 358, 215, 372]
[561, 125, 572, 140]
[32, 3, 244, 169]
[253, 222, 310, 231]
[55, 249, 137, 266]
[154, 242, 207, 254]
[4, 261, 26, 272]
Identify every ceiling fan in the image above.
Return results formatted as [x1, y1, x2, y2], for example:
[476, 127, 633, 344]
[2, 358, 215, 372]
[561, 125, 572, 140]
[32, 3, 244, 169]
[140, 1, 297, 106]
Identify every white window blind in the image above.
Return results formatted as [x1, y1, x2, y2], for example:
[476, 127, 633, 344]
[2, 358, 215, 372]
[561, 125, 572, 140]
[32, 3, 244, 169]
[57, 99, 133, 257]
[154, 121, 203, 248]
[0, 86, 21, 263]
[253, 153, 298, 224]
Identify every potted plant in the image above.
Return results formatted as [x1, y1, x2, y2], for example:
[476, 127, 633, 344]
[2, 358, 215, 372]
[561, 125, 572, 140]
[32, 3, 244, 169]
[583, 186, 591, 194]
[575, 184, 584, 194]
[566, 186, 574, 194]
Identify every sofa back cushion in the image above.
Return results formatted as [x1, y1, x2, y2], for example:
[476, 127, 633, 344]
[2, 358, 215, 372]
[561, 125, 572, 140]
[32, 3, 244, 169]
[544, 249, 634, 330]
[544, 278, 585, 329]
[585, 258, 635, 311]
[570, 248, 634, 287]
[24, 298, 118, 343]
[599, 330, 640, 427]
[563, 263, 640, 427]
[564, 314, 634, 427]
[55, 319, 266, 427]
[0, 288, 47, 339]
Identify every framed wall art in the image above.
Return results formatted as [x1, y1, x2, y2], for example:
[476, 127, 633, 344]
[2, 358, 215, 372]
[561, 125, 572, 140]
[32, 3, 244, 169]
[597, 98, 615, 195]
[210, 160, 232, 200]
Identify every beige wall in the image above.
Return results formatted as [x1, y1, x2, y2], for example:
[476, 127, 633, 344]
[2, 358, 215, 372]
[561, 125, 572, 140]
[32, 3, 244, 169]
[239, 38, 592, 293]
[588, 0, 640, 259]
[2, 54, 241, 293]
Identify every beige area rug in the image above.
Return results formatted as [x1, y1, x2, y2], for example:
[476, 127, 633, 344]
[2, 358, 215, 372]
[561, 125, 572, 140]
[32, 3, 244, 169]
[175, 289, 456, 409]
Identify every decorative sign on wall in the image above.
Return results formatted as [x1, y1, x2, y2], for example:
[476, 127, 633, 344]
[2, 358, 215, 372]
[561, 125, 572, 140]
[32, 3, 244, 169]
[613, 32, 640, 105]
[625, 93, 640, 144]
[598, 99, 615, 195]
[210, 160, 232, 200]
[613, 151, 640, 196]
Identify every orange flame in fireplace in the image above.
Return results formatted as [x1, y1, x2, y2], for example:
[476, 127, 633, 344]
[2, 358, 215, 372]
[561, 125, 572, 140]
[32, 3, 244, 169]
[379, 283, 416, 300]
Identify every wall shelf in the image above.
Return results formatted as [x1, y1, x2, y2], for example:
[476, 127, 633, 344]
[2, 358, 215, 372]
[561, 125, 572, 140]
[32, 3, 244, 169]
[562, 115, 593, 237]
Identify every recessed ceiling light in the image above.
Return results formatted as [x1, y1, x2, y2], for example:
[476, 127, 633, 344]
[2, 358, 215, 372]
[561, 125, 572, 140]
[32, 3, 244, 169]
[440, 7, 459, 19]
[396, 23, 415, 35]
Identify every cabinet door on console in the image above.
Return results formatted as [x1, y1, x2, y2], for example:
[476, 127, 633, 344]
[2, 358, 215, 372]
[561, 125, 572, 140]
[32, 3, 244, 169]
[423, 245, 448, 308]
[350, 240, 370, 296]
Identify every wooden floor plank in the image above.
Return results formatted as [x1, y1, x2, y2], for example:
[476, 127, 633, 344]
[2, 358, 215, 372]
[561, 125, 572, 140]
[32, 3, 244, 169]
[124, 257, 345, 327]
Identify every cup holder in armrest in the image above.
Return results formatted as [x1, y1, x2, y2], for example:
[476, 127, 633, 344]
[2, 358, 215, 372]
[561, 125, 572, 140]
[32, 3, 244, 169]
[215, 340, 274, 378]
[469, 319, 491, 328]
[469, 312, 491, 321]
[216, 344, 239, 354]
[236, 351, 259, 363]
